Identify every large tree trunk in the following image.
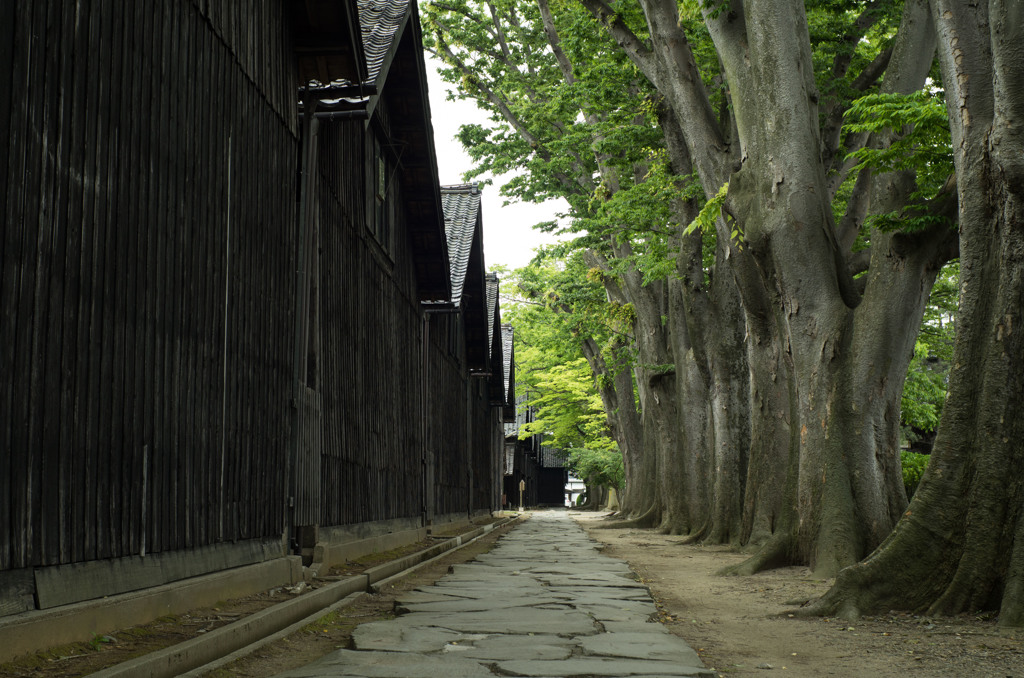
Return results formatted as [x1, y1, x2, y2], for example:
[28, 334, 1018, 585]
[703, 272, 750, 544]
[584, 250, 669, 528]
[805, 0, 1024, 626]
[716, 0, 875, 575]
[631, 283, 689, 534]
[580, 0, 948, 570]
[716, 0, 945, 576]
[662, 108, 752, 545]
[740, 293, 792, 547]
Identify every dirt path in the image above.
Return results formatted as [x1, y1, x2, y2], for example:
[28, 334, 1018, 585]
[572, 511, 1022, 678]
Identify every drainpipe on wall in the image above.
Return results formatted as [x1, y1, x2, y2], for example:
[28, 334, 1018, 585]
[288, 93, 319, 556]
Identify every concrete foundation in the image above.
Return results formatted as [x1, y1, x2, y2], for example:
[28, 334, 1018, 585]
[0, 555, 302, 663]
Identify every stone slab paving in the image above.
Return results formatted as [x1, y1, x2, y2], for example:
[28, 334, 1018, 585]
[276, 510, 713, 678]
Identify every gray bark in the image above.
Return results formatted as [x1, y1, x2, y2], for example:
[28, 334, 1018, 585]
[580, 336, 646, 515]
[805, 0, 1024, 625]
[581, 0, 952, 575]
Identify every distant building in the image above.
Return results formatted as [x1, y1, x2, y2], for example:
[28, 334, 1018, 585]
[503, 396, 568, 508]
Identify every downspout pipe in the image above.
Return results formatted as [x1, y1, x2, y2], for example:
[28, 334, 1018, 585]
[288, 93, 320, 555]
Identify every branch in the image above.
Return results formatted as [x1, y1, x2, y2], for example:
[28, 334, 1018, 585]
[851, 46, 894, 92]
[506, 4, 541, 81]
[836, 166, 874, 251]
[576, 0, 655, 77]
[434, 36, 591, 194]
[831, 1, 887, 83]
[582, 249, 630, 307]
[486, 1, 513, 63]
[538, 0, 575, 84]
[819, 0, 891, 176]
[430, 2, 487, 26]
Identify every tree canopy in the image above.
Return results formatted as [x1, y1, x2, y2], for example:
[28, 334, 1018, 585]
[428, 0, 1024, 626]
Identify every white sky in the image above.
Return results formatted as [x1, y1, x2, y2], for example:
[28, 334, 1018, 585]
[425, 58, 568, 272]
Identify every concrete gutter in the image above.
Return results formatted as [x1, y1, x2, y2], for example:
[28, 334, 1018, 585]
[90, 575, 369, 678]
[0, 556, 303, 663]
[175, 589, 368, 678]
[90, 517, 514, 678]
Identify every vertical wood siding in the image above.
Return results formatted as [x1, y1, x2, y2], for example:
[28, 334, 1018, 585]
[429, 319, 471, 517]
[313, 115, 430, 527]
[1, 0, 496, 596]
[469, 381, 495, 513]
[0, 0, 297, 571]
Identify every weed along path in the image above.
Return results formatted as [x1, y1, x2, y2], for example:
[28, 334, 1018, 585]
[276, 510, 713, 678]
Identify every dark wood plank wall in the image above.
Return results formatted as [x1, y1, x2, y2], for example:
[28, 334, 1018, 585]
[0, 0, 298, 572]
[469, 381, 495, 512]
[430, 319, 471, 517]
[314, 113, 430, 527]
[1, 0, 497, 587]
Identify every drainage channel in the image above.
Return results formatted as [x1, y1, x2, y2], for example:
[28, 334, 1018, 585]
[90, 518, 517, 678]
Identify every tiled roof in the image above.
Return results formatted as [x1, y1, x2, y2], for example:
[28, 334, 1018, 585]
[505, 392, 530, 438]
[357, 0, 409, 85]
[486, 274, 499, 336]
[440, 184, 482, 307]
[308, 0, 409, 90]
[540, 447, 565, 468]
[501, 324, 514, 398]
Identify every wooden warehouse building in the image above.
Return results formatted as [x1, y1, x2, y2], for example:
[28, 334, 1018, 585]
[0, 0, 512, 657]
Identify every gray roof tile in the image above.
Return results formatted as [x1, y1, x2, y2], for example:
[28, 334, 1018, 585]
[541, 447, 565, 468]
[501, 324, 514, 397]
[440, 183, 482, 307]
[486, 273, 499, 334]
[357, 0, 409, 85]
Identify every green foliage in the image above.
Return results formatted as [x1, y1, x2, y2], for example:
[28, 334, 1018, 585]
[568, 447, 624, 489]
[901, 262, 956, 447]
[519, 356, 616, 450]
[900, 450, 930, 498]
[845, 90, 954, 232]
[900, 341, 947, 434]
[684, 181, 732, 237]
[424, 0, 712, 289]
[806, 0, 906, 140]
[919, 261, 958, 354]
[501, 253, 629, 460]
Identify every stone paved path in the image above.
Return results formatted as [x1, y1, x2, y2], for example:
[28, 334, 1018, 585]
[276, 510, 713, 677]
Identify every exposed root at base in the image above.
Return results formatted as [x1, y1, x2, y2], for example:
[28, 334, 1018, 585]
[594, 505, 661, 530]
[718, 532, 794, 576]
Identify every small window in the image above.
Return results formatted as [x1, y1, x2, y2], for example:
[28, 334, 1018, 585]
[372, 137, 391, 253]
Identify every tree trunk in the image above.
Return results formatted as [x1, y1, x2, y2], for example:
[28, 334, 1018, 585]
[805, 0, 1024, 626]
[740, 296, 791, 547]
[716, 0, 952, 577]
[580, 336, 647, 516]
[633, 297, 689, 535]
[662, 107, 751, 545]
[581, 0, 949, 571]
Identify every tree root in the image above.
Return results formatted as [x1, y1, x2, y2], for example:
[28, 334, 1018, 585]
[669, 521, 708, 543]
[593, 505, 661, 530]
[657, 521, 690, 536]
[718, 532, 794, 576]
